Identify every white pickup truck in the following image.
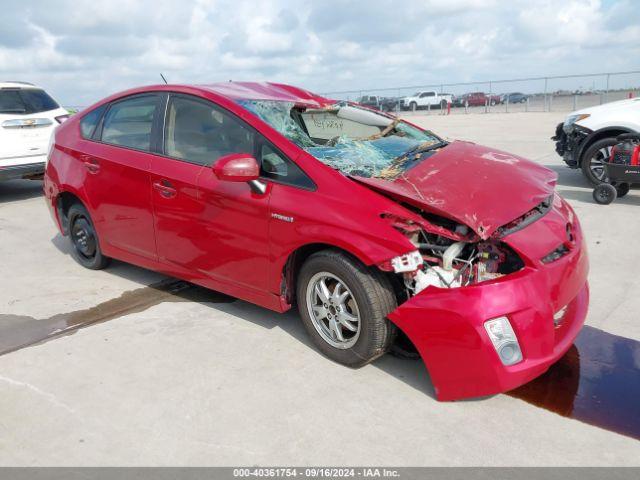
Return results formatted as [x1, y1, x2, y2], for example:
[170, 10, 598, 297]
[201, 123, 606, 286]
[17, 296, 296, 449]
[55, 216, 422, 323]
[400, 91, 453, 111]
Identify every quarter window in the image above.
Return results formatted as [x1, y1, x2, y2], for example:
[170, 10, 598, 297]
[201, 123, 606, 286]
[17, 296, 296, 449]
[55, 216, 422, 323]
[100, 95, 159, 151]
[259, 142, 315, 189]
[80, 105, 107, 139]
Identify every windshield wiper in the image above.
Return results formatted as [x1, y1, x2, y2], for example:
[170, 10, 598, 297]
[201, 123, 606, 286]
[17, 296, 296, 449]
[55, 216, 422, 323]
[402, 140, 448, 158]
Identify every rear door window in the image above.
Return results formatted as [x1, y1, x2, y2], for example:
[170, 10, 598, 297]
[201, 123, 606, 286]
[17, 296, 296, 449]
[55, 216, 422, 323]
[100, 95, 160, 152]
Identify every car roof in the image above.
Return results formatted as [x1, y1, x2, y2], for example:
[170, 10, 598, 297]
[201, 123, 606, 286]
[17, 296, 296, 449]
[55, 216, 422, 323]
[0, 81, 40, 89]
[196, 81, 334, 107]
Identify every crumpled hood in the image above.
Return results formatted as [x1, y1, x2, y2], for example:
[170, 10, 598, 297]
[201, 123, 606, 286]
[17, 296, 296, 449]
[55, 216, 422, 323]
[353, 140, 557, 239]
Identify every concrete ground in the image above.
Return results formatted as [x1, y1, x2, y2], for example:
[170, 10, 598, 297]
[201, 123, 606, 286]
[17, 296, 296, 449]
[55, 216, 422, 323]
[0, 111, 639, 466]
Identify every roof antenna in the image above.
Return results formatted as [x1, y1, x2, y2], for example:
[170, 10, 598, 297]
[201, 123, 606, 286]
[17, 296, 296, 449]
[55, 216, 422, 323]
[160, 73, 168, 84]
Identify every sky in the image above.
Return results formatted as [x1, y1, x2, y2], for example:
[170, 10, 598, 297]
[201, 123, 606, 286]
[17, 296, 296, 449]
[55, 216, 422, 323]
[1, 0, 639, 106]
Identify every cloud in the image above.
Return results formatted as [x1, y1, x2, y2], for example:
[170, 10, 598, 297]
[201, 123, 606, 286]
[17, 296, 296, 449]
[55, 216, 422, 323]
[0, 0, 637, 106]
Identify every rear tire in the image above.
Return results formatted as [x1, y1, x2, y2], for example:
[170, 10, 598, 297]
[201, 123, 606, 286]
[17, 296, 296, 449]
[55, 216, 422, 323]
[296, 250, 397, 367]
[67, 203, 110, 270]
[581, 137, 617, 185]
[593, 183, 617, 205]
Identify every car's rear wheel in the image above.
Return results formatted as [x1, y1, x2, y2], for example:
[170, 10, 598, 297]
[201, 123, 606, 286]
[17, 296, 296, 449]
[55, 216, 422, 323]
[297, 250, 396, 367]
[581, 137, 617, 185]
[67, 203, 110, 270]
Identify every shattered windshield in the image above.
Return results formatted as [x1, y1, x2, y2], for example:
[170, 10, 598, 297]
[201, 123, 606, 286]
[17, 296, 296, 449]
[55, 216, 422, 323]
[237, 100, 442, 178]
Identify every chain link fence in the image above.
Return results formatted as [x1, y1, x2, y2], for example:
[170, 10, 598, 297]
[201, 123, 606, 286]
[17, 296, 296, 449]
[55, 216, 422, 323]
[322, 70, 640, 116]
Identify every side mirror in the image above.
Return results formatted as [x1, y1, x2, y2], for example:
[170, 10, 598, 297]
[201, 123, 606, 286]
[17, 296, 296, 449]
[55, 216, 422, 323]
[212, 153, 260, 182]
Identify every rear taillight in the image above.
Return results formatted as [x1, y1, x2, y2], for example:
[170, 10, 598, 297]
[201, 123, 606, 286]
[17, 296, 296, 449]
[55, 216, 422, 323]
[55, 115, 70, 124]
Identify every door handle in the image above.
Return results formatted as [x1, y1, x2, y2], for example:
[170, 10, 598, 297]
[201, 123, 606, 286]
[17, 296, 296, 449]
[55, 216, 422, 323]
[81, 155, 100, 174]
[153, 180, 177, 198]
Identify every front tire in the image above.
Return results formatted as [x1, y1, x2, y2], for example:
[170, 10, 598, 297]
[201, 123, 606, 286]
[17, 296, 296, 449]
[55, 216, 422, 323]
[410, 102, 417, 112]
[297, 250, 397, 367]
[67, 203, 110, 270]
[581, 137, 617, 185]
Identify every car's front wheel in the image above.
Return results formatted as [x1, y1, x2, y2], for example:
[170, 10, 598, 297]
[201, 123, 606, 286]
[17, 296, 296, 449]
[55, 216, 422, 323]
[297, 250, 396, 367]
[581, 137, 617, 185]
[67, 203, 110, 270]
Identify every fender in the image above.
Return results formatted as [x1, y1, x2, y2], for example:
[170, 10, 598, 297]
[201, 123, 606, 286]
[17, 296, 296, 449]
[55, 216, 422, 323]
[268, 223, 415, 296]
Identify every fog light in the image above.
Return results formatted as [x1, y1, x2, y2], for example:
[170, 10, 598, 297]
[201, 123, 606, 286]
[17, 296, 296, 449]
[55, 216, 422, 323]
[484, 317, 523, 366]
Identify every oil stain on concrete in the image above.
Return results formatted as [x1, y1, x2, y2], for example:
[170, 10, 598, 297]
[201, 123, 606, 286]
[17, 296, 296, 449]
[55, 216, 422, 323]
[509, 325, 640, 441]
[0, 279, 234, 356]
[2, 282, 639, 441]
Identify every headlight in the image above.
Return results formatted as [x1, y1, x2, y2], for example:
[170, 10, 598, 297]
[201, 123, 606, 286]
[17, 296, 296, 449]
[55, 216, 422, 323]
[484, 317, 523, 366]
[563, 113, 590, 129]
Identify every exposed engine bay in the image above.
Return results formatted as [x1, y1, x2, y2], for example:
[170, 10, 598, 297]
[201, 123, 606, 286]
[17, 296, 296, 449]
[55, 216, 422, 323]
[382, 213, 525, 298]
[404, 234, 524, 296]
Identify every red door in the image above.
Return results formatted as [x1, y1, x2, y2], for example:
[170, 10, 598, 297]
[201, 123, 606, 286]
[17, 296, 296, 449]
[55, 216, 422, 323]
[150, 93, 272, 295]
[149, 155, 206, 270]
[80, 94, 161, 260]
[195, 169, 272, 293]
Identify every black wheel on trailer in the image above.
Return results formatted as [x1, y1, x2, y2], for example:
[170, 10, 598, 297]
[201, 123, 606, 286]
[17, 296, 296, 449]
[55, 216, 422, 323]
[593, 183, 617, 205]
[615, 182, 630, 198]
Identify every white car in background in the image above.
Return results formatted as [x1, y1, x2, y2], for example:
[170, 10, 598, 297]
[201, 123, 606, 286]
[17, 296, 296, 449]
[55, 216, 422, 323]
[553, 97, 640, 184]
[0, 82, 68, 182]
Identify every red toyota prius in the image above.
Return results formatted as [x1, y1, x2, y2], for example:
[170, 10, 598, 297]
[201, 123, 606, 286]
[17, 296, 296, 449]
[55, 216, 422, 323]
[44, 82, 589, 400]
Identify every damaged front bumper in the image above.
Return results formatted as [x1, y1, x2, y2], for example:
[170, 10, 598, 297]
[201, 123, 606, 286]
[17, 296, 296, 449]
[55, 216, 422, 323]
[552, 122, 591, 168]
[387, 199, 589, 401]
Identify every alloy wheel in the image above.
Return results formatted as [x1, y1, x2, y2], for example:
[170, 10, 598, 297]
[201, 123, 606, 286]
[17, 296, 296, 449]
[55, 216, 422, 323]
[306, 272, 361, 349]
[590, 146, 612, 182]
